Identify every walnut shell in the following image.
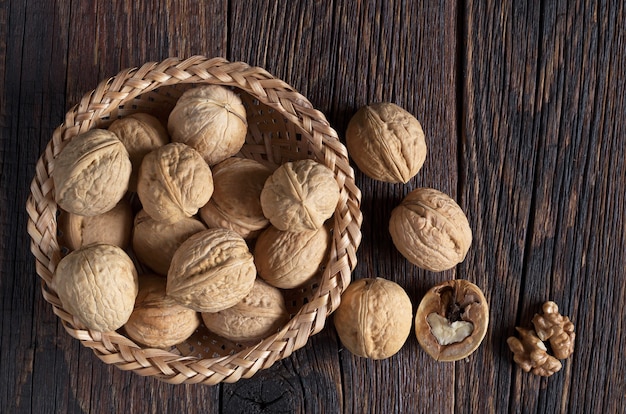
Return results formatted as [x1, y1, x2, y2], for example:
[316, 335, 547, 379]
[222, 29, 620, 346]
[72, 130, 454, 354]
[168, 85, 248, 166]
[260, 159, 340, 232]
[132, 209, 207, 275]
[53, 244, 139, 332]
[254, 224, 331, 289]
[108, 113, 170, 192]
[137, 142, 214, 224]
[201, 278, 289, 344]
[124, 275, 200, 348]
[199, 157, 273, 239]
[58, 198, 133, 251]
[167, 228, 256, 312]
[346, 102, 427, 183]
[389, 187, 472, 272]
[334, 277, 413, 359]
[415, 279, 489, 362]
[52, 129, 131, 216]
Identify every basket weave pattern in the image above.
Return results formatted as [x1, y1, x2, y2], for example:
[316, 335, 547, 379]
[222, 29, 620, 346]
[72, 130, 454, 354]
[26, 56, 362, 384]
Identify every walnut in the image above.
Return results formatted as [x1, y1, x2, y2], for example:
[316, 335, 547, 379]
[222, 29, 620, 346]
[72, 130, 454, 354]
[507, 328, 562, 377]
[166, 228, 256, 312]
[507, 300, 575, 376]
[531, 301, 575, 360]
[137, 142, 214, 224]
[333, 277, 413, 359]
[132, 209, 207, 276]
[414, 279, 489, 361]
[52, 129, 131, 216]
[124, 275, 200, 348]
[53, 244, 138, 332]
[168, 85, 248, 166]
[58, 198, 133, 251]
[389, 187, 472, 272]
[260, 159, 340, 232]
[199, 157, 273, 239]
[345, 102, 427, 183]
[254, 224, 331, 289]
[201, 278, 289, 344]
[108, 113, 170, 192]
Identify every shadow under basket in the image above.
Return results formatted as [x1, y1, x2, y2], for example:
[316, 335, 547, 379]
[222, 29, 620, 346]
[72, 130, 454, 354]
[26, 56, 363, 385]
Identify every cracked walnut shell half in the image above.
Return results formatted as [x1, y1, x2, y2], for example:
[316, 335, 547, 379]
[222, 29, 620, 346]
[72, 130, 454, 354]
[415, 279, 489, 362]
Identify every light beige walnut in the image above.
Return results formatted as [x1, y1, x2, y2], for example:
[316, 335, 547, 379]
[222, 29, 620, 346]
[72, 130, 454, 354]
[260, 159, 339, 232]
[167, 228, 256, 312]
[58, 197, 133, 251]
[254, 224, 331, 289]
[201, 278, 289, 344]
[108, 113, 170, 192]
[199, 157, 273, 239]
[346, 102, 427, 183]
[124, 275, 200, 348]
[132, 209, 207, 275]
[137, 142, 214, 224]
[53, 244, 138, 332]
[52, 129, 131, 216]
[389, 187, 472, 272]
[168, 85, 248, 166]
[334, 277, 413, 359]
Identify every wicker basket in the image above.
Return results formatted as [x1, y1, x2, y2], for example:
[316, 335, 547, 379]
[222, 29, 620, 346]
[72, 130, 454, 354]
[26, 56, 363, 384]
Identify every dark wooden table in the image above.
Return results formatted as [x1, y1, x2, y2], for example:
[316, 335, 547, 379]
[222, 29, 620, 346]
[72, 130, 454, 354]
[2, 1, 625, 412]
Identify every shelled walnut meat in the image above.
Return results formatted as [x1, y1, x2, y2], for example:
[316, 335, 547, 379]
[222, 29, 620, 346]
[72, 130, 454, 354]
[52, 129, 132, 216]
[389, 187, 472, 272]
[132, 209, 207, 276]
[167, 228, 256, 313]
[137, 142, 213, 224]
[260, 159, 340, 232]
[199, 157, 273, 239]
[345, 102, 427, 183]
[201, 278, 290, 344]
[108, 112, 170, 192]
[168, 85, 248, 166]
[53, 244, 139, 332]
[414, 279, 489, 362]
[334, 277, 413, 359]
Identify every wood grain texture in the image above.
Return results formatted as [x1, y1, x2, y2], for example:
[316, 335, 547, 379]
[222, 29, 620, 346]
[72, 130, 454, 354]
[1, 0, 625, 413]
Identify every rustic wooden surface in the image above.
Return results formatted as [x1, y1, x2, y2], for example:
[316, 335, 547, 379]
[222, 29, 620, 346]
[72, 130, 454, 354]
[1, 1, 625, 412]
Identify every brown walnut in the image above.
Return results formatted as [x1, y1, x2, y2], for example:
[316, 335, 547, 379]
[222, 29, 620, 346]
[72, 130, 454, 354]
[108, 113, 169, 192]
[53, 244, 138, 332]
[389, 187, 472, 272]
[414, 279, 489, 362]
[166, 228, 256, 312]
[124, 275, 200, 348]
[260, 159, 340, 232]
[507, 327, 562, 377]
[345, 102, 427, 183]
[531, 301, 575, 360]
[137, 142, 214, 224]
[52, 129, 131, 216]
[168, 85, 248, 166]
[334, 277, 413, 360]
[199, 157, 273, 239]
[201, 278, 290, 344]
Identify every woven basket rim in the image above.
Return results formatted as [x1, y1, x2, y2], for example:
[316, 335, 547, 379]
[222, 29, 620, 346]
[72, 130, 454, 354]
[26, 56, 363, 385]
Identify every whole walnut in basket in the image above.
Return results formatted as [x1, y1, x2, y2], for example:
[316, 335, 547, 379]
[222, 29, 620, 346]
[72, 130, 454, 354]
[260, 159, 340, 232]
[167, 228, 256, 312]
[199, 157, 273, 239]
[168, 85, 248, 166]
[52, 129, 131, 216]
[201, 278, 290, 344]
[137, 142, 214, 224]
[132, 209, 207, 276]
[108, 113, 170, 192]
[125, 275, 200, 348]
[53, 243, 138, 332]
